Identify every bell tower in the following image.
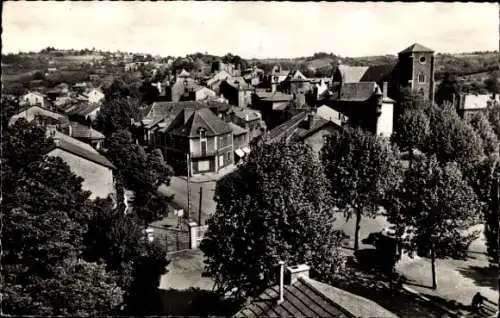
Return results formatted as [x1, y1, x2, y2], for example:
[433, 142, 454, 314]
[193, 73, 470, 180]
[397, 43, 435, 103]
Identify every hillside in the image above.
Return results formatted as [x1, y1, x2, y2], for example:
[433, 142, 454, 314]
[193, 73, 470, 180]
[2, 49, 498, 96]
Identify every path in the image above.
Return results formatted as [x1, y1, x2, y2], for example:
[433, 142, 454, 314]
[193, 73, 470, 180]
[396, 224, 498, 308]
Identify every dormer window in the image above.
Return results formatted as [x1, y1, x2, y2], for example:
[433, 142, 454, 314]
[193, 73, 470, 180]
[199, 128, 206, 139]
[418, 73, 425, 84]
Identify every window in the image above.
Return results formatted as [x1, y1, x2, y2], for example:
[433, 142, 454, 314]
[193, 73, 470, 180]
[419, 56, 426, 64]
[418, 73, 425, 84]
[227, 152, 231, 163]
[218, 155, 224, 167]
[199, 129, 206, 139]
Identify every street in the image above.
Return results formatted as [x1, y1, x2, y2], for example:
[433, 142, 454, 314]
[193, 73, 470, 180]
[158, 177, 217, 225]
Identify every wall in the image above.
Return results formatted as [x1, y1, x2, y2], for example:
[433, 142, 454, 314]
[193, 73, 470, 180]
[195, 88, 216, 101]
[303, 126, 339, 157]
[410, 52, 434, 101]
[47, 149, 115, 200]
[376, 102, 394, 137]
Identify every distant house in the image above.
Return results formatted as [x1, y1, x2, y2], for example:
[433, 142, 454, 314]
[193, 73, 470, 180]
[151, 107, 235, 176]
[316, 105, 348, 125]
[265, 111, 342, 155]
[235, 263, 398, 318]
[207, 70, 232, 92]
[84, 88, 105, 104]
[20, 91, 45, 108]
[45, 128, 116, 200]
[8, 105, 68, 128]
[319, 81, 395, 137]
[68, 121, 105, 150]
[46, 83, 70, 100]
[457, 93, 499, 120]
[134, 100, 231, 146]
[166, 77, 216, 102]
[227, 106, 264, 140]
[62, 103, 102, 123]
[219, 77, 254, 108]
[266, 65, 290, 92]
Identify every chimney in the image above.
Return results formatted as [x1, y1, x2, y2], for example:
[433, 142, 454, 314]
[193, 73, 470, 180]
[286, 264, 310, 285]
[68, 124, 72, 137]
[307, 113, 315, 130]
[245, 114, 249, 122]
[383, 82, 388, 99]
[278, 261, 285, 304]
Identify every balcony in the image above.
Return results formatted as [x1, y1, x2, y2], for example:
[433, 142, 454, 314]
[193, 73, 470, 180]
[190, 148, 218, 158]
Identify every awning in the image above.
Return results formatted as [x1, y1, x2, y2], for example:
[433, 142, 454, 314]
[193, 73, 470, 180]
[235, 149, 245, 157]
[242, 147, 251, 154]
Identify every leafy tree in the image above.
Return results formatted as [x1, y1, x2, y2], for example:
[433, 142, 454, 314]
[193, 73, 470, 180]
[321, 126, 402, 251]
[94, 97, 141, 137]
[468, 112, 499, 157]
[1, 121, 124, 315]
[392, 108, 430, 165]
[200, 140, 346, 300]
[484, 70, 499, 95]
[83, 203, 170, 315]
[388, 156, 480, 289]
[103, 73, 143, 100]
[435, 72, 460, 106]
[106, 130, 173, 226]
[424, 104, 484, 175]
[1, 95, 21, 128]
[487, 99, 500, 137]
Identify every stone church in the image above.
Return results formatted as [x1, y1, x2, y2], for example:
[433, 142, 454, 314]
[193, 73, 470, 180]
[317, 43, 436, 137]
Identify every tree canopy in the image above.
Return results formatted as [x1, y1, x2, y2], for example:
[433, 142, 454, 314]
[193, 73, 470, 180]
[200, 139, 346, 300]
[321, 125, 402, 250]
[388, 155, 480, 260]
[106, 130, 173, 226]
[1, 120, 124, 315]
[94, 97, 141, 137]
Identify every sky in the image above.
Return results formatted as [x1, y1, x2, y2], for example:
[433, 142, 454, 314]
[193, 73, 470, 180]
[2, 2, 498, 58]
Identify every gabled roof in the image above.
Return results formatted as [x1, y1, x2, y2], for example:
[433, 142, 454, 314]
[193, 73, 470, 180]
[316, 105, 346, 126]
[230, 107, 262, 122]
[228, 122, 248, 136]
[293, 115, 339, 140]
[168, 108, 233, 137]
[399, 43, 434, 54]
[8, 106, 69, 127]
[69, 122, 105, 140]
[266, 112, 308, 143]
[235, 277, 352, 318]
[335, 65, 369, 83]
[65, 103, 101, 117]
[337, 82, 381, 102]
[359, 64, 395, 83]
[235, 276, 397, 318]
[255, 91, 293, 102]
[178, 69, 191, 77]
[49, 131, 115, 169]
[224, 77, 253, 90]
[285, 70, 309, 82]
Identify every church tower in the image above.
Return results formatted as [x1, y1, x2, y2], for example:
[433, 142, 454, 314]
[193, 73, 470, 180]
[397, 43, 435, 103]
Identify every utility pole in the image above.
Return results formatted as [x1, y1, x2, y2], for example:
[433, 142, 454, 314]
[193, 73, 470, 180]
[431, 235, 437, 290]
[186, 153, 191, 221]
[198, 186, 203, 225]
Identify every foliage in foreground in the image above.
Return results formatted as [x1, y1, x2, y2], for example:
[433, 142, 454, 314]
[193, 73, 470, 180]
[200, 139, 346, 300]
